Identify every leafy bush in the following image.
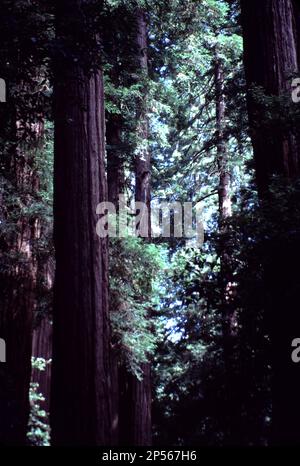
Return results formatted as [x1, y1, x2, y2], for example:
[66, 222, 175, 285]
[27, 357, 51, 446]
[109, 236, 166, 379]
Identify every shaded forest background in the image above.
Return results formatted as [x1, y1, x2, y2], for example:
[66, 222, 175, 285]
[0, 0, 300, 447]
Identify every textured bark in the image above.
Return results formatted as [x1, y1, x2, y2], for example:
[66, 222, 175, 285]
[293, 0, 300, 67]
[106, 113, 125, 445]
[130, 362, 152, 444]
[241, 0, 300, 192]
[0, 238, 37, 445]
[128, 8, 152, 447]
[31, 223, 54, 413]
[0, 95, 42, 446]
[241, 0, 300, 445]
[51, 0, 112, 446]
[119, 363, 151, 445]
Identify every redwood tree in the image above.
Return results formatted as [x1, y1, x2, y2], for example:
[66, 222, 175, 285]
[241, 0, 300, 445]
[0, 1, 48, 445]
[51, 0, 112, 446]
[241, 0, 300, 192]
[0, 104, 41, 446]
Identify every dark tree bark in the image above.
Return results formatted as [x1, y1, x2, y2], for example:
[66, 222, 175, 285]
[130, 362, 152, 445]
[0, 215, 37, 445]
[0, 92, 43, 446]
[50, 0, 112, 446]
[0, 1, 53, 444]
[0, 1, 49, 438]
[241, 0, 300, 445]
[106, 112, 125, 445]
[118, 362, 151, 446]
[31, 227, 55, 413]
[241, 0, 299, 193]
[107, 114, 125, 208]
[293, 0, 300, 65]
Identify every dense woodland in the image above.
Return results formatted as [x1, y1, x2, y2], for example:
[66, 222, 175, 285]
[1, 0, 300, 447]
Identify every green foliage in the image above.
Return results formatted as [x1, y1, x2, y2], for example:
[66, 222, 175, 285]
[153, 243, 226, 445]
[109, 236, 166, 379]
[27, 357, 51, 446]
[148, 0, 251, 215]
[153, 177, 300, 445]
[251, 85, 300, 135]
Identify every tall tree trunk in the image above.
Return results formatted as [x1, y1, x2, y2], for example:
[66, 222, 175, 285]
[106, 112, 125, 445]
[116, 8, 152, 447]
[109, 11, 152, 444]
[130, 8, 152, 446]
[0, 202, 38, 446]
[241, 0, 300, 445]
[215, 53, 241, 444]
[51, 0, 112, 446]
[0, 91, 42, 446]
[135, 9, 151, 238]
[31, 219, 55, 412]
[241, 0, 300, 193]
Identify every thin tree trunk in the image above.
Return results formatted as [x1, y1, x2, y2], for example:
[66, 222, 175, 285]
[215, 52, 241, 444]
[117, 8, 152, 447]
[106, 112, 125, 445]
[108, 10, 153, 439]
[107, 114, 125, 208]
[51, 0, 112, 446]
[135, 8, 151, 238]
[131, 8, 152, 446]
[215, 56, 231, 222]
[31, 223, 54, 413]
